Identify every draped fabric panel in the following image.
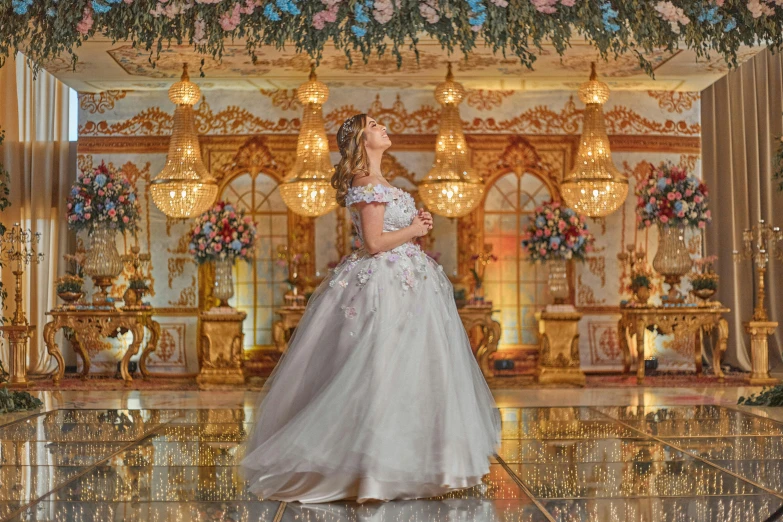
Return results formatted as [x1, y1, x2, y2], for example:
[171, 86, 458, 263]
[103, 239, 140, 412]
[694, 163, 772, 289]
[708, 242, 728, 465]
[701, 48, 783, 371]
[0, 53, 75, 374]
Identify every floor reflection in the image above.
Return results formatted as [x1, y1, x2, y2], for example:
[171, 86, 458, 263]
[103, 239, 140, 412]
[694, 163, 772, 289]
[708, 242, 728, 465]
[1, 404, 783, 521]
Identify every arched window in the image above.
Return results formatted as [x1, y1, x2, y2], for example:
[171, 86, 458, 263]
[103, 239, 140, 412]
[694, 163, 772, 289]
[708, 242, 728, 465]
[483, 172, 552, 347]
[220, 172, 288, 350]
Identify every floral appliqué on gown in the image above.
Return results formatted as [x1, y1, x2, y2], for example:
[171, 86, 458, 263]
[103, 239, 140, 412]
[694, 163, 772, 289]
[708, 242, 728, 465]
[241, 184, 501, 503]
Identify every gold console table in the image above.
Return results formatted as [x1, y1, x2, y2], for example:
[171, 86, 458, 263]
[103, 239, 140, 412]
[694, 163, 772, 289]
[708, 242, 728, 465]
[618, 305, 729, 385]
[271, 304, 500, 378]
[43, 307, 161, 385]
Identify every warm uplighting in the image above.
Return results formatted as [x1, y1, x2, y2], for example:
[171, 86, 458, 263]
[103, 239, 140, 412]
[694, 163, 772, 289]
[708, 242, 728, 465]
[150, 64, 218, 218]
[279, 67, 337, 217]
[561, 63, 628, 217]
[418, 63, 483, 218]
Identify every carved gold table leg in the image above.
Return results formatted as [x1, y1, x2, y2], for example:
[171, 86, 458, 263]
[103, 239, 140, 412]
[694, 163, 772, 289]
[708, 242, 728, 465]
[744, 320, 779, 386]
[636, 320, 647, 385]
[272, 320, 287, 353]
[42, 321, 65, 386]
[694, 330, 704, 375]
[70, 334, 91, 380]
[715, 318, 728, 381]
[618, 318, 631, 374]
[139, 317, 161, 380]
[121, 322, 146, 385]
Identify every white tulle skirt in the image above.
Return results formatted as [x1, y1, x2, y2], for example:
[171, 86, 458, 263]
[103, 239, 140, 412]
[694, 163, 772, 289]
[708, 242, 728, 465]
[240, 244, 501, 503]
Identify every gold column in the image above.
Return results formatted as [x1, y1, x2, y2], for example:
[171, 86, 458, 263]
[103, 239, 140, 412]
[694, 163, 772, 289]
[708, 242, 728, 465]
[535, 311, 586, 386]
[744, 321, 779, 386]
[197, 310, 247, 388]
[0, 325, 35, 388]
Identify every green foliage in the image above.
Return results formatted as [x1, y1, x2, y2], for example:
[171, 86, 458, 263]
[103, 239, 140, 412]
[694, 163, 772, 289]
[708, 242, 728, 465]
[631, 273, 651, 290]
[55, 275, 84, 293]
[739, 385, 783, 406]
[0, 1, 780, 76]
[774, 137, 783, 191]
[0, 361, 44, 414]
[691, 272, 719, 291]
[129, 277, 149, 291]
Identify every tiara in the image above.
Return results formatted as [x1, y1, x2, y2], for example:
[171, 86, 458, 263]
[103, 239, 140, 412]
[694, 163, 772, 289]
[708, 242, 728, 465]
[338, 118, 353, 150]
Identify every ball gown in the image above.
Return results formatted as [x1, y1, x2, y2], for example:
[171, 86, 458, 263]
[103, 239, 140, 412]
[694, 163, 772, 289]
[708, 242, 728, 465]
[240, 183, 501, 503]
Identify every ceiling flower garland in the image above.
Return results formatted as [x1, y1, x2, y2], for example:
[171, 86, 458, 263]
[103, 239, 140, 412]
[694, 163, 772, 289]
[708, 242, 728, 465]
[1, 0, 782, 74]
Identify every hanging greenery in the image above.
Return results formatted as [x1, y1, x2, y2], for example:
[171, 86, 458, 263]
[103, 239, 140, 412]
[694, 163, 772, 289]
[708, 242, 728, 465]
[738, 385, 783, 406]
[0, 1, 781, 76]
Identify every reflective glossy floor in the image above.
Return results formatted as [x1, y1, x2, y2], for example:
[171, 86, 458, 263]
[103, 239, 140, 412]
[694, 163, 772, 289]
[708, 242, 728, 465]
[2, 387, 783, 521]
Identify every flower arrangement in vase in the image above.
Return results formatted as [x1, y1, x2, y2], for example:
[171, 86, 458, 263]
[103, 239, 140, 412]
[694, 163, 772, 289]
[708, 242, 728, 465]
[690, 256, 719, 306]
[629, 266, 653, 306]
[66, 162, 141, 305]
[55, 253, 86, 305]
[188, 201, 258, 308]
[521, 201, 594, 304]
[636, 162, 711, 303]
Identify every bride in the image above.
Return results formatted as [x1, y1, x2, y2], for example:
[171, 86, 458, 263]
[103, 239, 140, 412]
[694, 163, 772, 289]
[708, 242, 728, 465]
[240, 114, 501, 503]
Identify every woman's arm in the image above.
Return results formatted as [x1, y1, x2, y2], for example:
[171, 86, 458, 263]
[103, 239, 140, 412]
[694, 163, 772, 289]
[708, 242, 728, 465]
[355, 201, 430, 255]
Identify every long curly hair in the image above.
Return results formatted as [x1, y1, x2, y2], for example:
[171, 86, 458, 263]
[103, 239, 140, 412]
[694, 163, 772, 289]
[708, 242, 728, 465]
[331, 113, 371, 207]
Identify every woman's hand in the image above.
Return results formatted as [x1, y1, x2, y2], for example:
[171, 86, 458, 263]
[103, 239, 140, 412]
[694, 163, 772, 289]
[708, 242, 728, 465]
[411, 209, 433, 237]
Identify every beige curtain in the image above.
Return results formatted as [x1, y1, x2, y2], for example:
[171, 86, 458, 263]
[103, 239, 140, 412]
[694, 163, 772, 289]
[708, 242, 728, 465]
[701, 48, 783, 371]
[0, 53, 75, 375]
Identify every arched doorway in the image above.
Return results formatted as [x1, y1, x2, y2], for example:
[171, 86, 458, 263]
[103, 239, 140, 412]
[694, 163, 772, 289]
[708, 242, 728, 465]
[220, 171, 289, 350]
[482, 171, 552, 348]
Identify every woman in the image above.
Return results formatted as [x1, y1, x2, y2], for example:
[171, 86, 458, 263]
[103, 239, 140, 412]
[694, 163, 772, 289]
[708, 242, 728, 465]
[241, 114, 500, 503]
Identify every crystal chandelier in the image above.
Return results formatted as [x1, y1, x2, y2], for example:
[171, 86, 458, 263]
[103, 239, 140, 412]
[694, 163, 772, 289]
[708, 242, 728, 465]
[418, 63, 483, 218]
[561, 63, 628, 217]
[150, 64, 218, 218]
[279, 67, 337, 217]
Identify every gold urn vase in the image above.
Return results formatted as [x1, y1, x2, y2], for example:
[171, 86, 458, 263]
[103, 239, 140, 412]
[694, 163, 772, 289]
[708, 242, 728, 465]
[547, 258, 569, 304]
[84, 224, 124, 305]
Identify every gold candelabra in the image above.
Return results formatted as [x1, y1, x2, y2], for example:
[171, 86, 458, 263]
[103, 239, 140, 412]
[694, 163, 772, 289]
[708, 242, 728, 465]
[618, 244, 647, 278]
[122, 245, 151, 280]
[276, 245, 310, 295]
[0, 223, 44, 326]
[733, 219, 783, 322]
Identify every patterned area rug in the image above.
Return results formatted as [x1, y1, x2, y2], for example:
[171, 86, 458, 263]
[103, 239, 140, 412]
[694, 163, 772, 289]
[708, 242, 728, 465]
[16, 371, 750, 391]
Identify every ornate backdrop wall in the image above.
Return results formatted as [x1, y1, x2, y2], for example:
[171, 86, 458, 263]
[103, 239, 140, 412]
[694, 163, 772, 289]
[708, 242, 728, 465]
[73, 86, 702, 375]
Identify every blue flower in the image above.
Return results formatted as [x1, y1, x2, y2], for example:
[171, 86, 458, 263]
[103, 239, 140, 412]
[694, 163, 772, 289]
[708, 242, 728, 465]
[535, 216, 546, 228]
[230, 239, 243, 251]
[128, 193, 136, 202]
[74, 202, 84, 214]
[46, 7, 57, 16]
[674, 200, 683, 212]
[275, 0, 300, 16]
[656, 177, 667, 190]
[576, 236, 585, 247]
[202, 222, 213, 234]
[11, 0, 32, 15]
[698, 5, 722, 24]
[467, 0, 486, 28]
[224, 204, 235, 213]
[549, 237, 561, 249]
[91, 0, 112, 14]
[95, 173, 107, 187]
[468, 12, 487, 26]
[71, 187, 79, 196]
[263, 4, 281, 21]
[351, 25, 367, 37]
[724, 17, 737, 32]
[644, 203, 653, 214]
[106, 201, 115, 210]
[354, 2, 369, 23]
[600, 2, 620, 33]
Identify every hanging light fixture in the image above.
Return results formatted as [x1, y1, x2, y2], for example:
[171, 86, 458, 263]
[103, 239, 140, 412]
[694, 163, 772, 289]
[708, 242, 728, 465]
[279, 66, 337, 217]
[150, 63, 218, 218]
[561, 62, 628, 217]
[418, 63, 484, 218]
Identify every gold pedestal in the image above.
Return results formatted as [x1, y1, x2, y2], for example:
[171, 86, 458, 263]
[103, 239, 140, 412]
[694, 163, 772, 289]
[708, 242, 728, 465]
[197, 310, 247, 388]
[458, 305, 501, 379]
[535, 310, 586, 386]
[744, 321, 779, 386]
[0, 325, 36, 388]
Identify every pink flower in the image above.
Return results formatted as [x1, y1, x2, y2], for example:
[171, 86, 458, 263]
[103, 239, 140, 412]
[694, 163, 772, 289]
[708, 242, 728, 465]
[119, 196, 125, 202]
[122, 216, 129, 223]
[694, 195, 703, 203]
[106, 183, 113, 190]
[199, 244, 206, 250]
[660, 215, 669, 223]
[649, 197, 657, 204]
[684, 189, 693, 197]
[220, 2, 242, 31]
[645, 219, 651, 227]
[667, 192, 676, 201]
[535, 229, 543, 237]
[108, 209, 116, 217]
[698, 221, 706, 229]
[544, 228, 551, 237]
[84, 213, 91, 220]
[214, 243, 222, 251]
[76, 7, 94, 35]
[98, 190, 105, 196]
[539, 248, 547, 256]
[674, 191, 682, 200]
